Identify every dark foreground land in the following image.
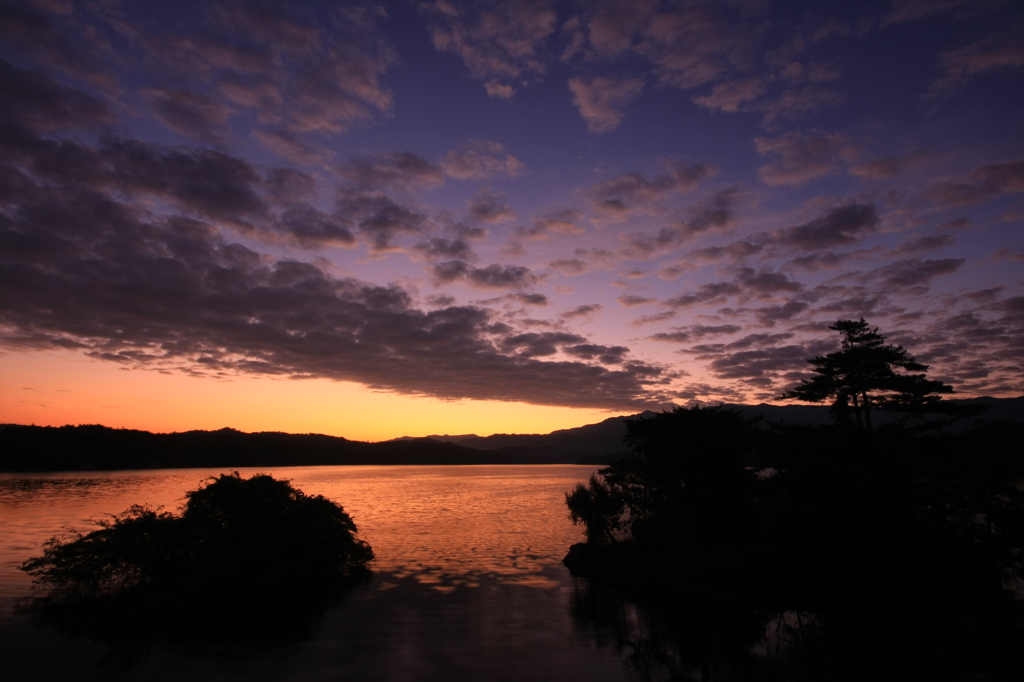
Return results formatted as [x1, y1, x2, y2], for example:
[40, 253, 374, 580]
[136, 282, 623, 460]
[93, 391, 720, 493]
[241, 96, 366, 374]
[563, 407, 1024, 681]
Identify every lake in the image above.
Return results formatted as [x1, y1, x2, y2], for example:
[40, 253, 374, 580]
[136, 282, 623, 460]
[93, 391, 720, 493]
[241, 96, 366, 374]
[0, 465, 635, 681]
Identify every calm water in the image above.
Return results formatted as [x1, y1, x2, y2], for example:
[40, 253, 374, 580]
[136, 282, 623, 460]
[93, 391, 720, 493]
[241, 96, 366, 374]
[0, 465, 631, 681]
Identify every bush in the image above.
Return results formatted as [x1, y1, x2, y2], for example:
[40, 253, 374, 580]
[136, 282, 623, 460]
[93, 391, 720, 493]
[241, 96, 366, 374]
[20, 472, 373, 645]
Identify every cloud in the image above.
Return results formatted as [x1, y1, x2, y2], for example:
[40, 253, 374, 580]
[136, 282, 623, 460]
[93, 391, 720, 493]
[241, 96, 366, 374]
[468, 187, 516, 223]
[692, 77, 767, 113]
[549, 259, 588, 275]
[0, 58, 113, 131]
[586, 161, 716, 215]
[568, 75, 644, 133]
[630, 311, 676, 326]
[574, 1, 767, 91]
[561, 304, 603, 319]
[755, 131, 853, 186]
[888, 234, 955, 256]
[274, 205, 356, 248]
[413, 237, 477, 262]
[419, 0, 557, 98]
[510, 292, 549, 306]
[664, 282, 742, 308]
[335, 188, 428, 252]
[664, 267, 803, 308]
[925, 160, 1024, 206]
[518, 207, 585, 239]
[849, 153, 925, 180]
[563, 343, 628, 364]
[141, 87, 235, 143]
[263, 167, 318, 206]
[0, 181, 662, 410]
[882, 0, 976, 25]
[774, 203, 879, 250]
[618, 294, 656, 307]
[859, 258, 965, 287]
[927, 25, 1024, 98]
[759, 86, 845, 128]
[629, 188, 739, 254]
[432, 260, 537, 290]
[649, 324, 741, 343]
[252, 128, 326, 165]
[440, 139, 524, 179]
[337, 152, 445, 192]
[500, 331, 587, 357]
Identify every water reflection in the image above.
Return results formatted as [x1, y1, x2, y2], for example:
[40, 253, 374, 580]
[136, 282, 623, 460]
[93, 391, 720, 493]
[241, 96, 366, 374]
[569, 578, 783, 682]
[1, 466, 635, 681]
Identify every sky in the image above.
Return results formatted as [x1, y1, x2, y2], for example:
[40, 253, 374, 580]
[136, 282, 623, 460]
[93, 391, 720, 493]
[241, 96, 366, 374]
[0, 0, 1022, 441]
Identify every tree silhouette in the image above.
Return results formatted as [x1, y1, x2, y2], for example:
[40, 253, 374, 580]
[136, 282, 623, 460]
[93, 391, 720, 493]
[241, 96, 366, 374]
[19, 472, 374, 646]
[779, 318, 960, 430]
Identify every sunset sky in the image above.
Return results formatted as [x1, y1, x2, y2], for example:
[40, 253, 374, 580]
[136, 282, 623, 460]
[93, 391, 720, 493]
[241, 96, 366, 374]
[1, 0, 1022, 441]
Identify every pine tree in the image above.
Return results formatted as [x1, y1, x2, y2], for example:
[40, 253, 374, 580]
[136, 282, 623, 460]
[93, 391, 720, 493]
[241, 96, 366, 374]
[779, 318, 963, 430]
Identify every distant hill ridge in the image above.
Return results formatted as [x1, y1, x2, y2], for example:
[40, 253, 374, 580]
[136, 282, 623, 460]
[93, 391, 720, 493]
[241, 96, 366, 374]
[2, 397, 1020, 472]
[406, 397, 1024, 453]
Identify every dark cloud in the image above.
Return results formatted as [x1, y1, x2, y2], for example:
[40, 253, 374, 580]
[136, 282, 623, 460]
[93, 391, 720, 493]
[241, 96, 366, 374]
[630, 311, 676, 327]
[561, 304, 602, 319]
[468, 187, 516, 223]
[665, 282, 742, 308]
[511, 292, 549, 306]
[501, 332, 588, 357]
[440, 139, 524, 179]
[549, 258, 587, 275]
[413, 237, 477, 262]
[568, 75, 644, 134]
[849, 153, 925, 180]
[664, 267, 802, 309]
[861, 257, 965, 287]
[753, 301, 810, 326]
[518, 207, 585, 239]
[586, 162, 716, 215]
[431, 260, 537, 290]
[627, 188, 739, 254]
[0, 2, 116, 91]
[925, 161, 1024, 206]
[755, 131, 853, 186]
[687, 239, 765, 263]
[419, 0, 556, 98]
[889, 234, 955, 256]
[336, 152, 444, 193]
[618, 294, 656, 307]
[0, 181, 662, 410]
[648, 324, 741, 343]
[141, 87, 234, 142]
[927, 25, 1024, 98]
[567, 0, 766, 92]
[563, 343, 628, 364]
[274, 206, 356, 248]
[705, 345, 813, 380]
[0, 57, 113, 131]
[335, 188, 427, 252]
[263, 167, 317, 206]
[774, 203, 879, 249]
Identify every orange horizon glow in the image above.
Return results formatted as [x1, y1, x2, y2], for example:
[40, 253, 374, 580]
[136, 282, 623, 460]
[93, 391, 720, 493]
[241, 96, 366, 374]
[0, 349, 630, 442]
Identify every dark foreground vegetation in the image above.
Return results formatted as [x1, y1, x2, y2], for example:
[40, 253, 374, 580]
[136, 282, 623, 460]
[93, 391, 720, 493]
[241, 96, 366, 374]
[19, 473, 373, 654]
[565, 321, 1024, 681]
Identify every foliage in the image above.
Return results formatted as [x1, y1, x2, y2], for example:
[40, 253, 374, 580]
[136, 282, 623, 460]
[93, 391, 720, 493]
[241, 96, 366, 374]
[778, 318, 971, 430]
[564, 404, 1024, 679]
[20, 472, 373, 645]
[567, 406, 760, 573]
